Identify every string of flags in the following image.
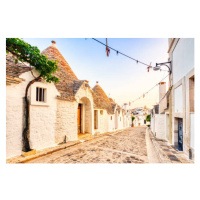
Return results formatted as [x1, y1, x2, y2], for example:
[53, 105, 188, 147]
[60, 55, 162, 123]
[93, 38, 168, 73]
[106, 38, 110, 57]
[126, 74, 169, 105]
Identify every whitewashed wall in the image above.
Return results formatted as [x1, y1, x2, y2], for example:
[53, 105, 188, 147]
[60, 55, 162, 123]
[173, 38, 194, 84]
[117, 110, 124, 130]
[29, 81, 59, 150]
[75, 84, 94, 135]
[55, 100, 77, 143]
[154, 114, 166, 139]
[109, 114, 115, 132]
[98, 110, 109, 133]
[174, 85, 183, 113]
[6, 70, 57, 158]
[6, 75, 28, 159]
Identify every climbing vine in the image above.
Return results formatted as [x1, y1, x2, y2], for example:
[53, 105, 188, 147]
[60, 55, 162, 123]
[6, 38, 59, 152]
[6, 38, 59, 83]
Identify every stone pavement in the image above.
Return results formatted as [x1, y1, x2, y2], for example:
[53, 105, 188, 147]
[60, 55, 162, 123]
[147, 128, 194, 164]
[9, 127, 148, 164]
[7, 126, 193, 164]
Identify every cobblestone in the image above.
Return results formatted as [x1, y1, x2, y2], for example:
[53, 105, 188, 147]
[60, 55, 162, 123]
[7, 126, 193, 164]
[26, 127, 148, 164]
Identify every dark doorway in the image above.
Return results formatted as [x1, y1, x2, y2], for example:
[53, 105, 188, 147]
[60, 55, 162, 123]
[77, 104, 82, 134]
[94, 110, 98, 129]
[178, 118, 183, 151]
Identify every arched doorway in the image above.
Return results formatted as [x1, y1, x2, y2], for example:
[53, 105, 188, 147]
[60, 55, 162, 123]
[77, 97, 92, 137]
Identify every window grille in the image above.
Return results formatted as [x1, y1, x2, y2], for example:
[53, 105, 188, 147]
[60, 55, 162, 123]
[36, 87, 45, 102]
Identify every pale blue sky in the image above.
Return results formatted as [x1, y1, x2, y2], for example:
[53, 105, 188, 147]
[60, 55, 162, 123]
[23, 38, 169, 108]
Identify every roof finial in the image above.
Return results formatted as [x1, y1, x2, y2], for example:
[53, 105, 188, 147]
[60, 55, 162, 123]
[96, 81, 99, 85]
[51, 40, 56, 45]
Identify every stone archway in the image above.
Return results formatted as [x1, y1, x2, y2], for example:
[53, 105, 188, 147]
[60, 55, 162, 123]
[77, 97, 92, 136]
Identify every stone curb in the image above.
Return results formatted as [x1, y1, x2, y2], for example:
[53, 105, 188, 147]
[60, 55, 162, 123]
[147, 128, 171, 163]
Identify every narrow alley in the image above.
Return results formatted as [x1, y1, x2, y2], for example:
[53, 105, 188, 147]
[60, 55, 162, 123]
[19, 127, 192, 164]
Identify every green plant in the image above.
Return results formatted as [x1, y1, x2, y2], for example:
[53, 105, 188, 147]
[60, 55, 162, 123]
[6, 38, 59, 152]
[146, 115, 151, 122]
[131, 116, 135, 127]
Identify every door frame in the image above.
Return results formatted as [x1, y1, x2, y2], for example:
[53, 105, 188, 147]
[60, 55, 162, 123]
[77, 104, 82, 134]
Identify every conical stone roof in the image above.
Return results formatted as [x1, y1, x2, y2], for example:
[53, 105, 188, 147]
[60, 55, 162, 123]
[42, 43, 78, 81]
[92, 82, 114, 114]
[42, 42, 84, 101]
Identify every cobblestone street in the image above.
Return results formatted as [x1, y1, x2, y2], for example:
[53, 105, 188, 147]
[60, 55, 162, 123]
[26, 127, 148, 164]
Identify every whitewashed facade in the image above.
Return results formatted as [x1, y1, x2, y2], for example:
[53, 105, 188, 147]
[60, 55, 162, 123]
[6, 42, 130, 159]
[168, 38, 195, 159]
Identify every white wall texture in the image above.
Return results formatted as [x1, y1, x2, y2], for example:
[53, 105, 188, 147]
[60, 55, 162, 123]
[109, 114, 115, 132]
[29, 81, 59, 150]
[152, 114, 166, 140]
[6, 71, 48, 158]
[173, 38, 194, 84]
[98, 110, 109, 133]
[117, 110, 124, 130]
[7, 71, 130, 159]
[55, 100, 77, 143]
[6, 82, 25, 159]
[174, 85, 183, 113]
[75, 83, 94, 135]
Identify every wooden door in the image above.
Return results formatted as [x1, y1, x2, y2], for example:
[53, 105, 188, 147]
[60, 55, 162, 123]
[77, 104, 81, 134]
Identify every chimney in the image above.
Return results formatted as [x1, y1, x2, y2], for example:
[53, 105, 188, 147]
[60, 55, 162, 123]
[159, 82, 167, 114]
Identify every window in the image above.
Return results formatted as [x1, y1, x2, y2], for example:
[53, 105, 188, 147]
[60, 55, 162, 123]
[100, 110, 103, 115]
[36, 87, 46, 102]
[111, 116, 112, 120]
[120, 117, 121, 121]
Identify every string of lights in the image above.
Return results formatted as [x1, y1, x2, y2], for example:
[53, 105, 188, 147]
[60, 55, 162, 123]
[131, 74, 169, 104]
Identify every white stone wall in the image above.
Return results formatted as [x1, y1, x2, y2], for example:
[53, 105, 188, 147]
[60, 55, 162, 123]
[154, 114, 166, 140]
[109, 114, 115, 132]
[174, 85, 183, 113]
[117, 109, 124, 130]
[173, 38, 194, 84]
[55, 100, 77, 143]
[6, 70, 56, 158]
[75, 83, 94, 135]
[98, 110, 109, 133]
[29, 81, 59, 150]
[6, 82, 25, 158]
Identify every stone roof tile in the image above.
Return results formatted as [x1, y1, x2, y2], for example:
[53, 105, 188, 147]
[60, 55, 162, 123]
[92, 83, 114, 114]
[6, 53, 31, 85]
